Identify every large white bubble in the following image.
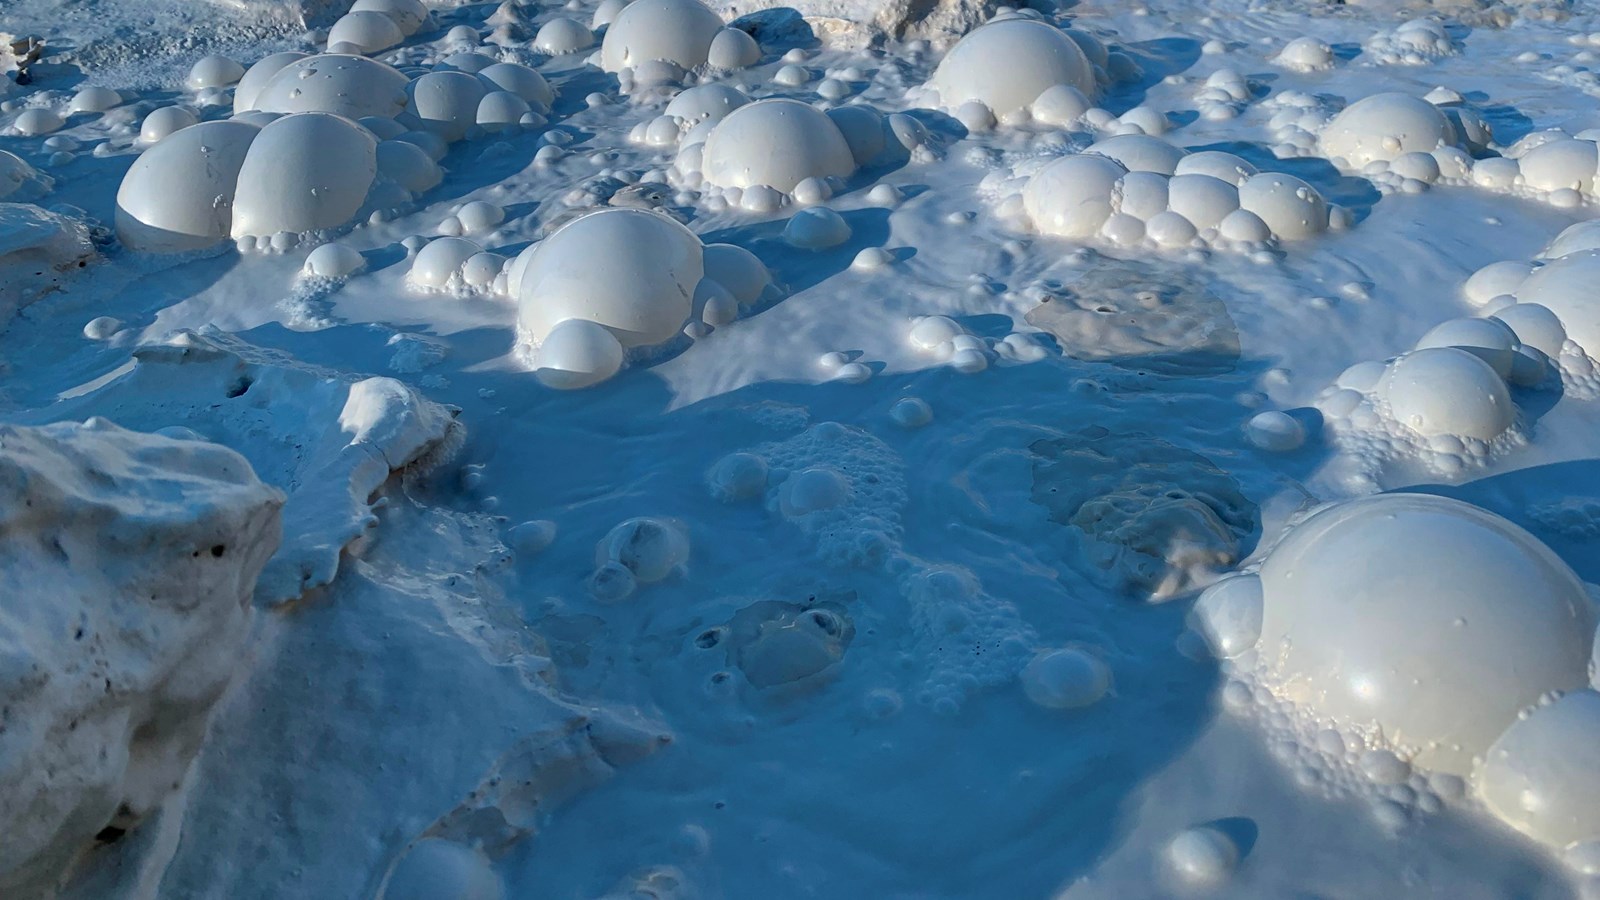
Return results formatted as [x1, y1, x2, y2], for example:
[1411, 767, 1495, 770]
[351, 0, 430, 36]
[511, 208, 704, 349]
[327, 11, 405, 55]
[1021, 154, 1126, 238]
[927, 19, 1095, 119]
[1517, 139, 1600, 196]
[1320, 92, 1453, 168]
[1377, 347, 1514, 440]
[664, 83, 748, 128]
[700, 99, 856, 192]
[116, 120, 260, 251]
[1479, 690, 1600, 848]
[247, 54, 410, 120]
[231, 113, 378, 240]
[407, 71, 486, 142]
[1088, 134, 1185, 175]
[1514, 249, 1600, 355]
[1256, 493, 1594, 774]
[599, 0, 724, 73]
[1237, 172, 1328, 240]
[233, 52, 309, 115]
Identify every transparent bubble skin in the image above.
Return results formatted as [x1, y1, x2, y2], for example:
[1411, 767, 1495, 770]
[1256, 493, 1594, 775]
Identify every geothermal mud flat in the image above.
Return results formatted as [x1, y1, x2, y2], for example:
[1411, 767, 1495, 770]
[5, 0, 1600, 895]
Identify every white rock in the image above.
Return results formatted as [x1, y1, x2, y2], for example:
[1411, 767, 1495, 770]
[0, 421, 284, 897]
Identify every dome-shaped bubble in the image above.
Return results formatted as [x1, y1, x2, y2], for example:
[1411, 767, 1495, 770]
[139, 106, 198, 144]
[599, 0, 724, 73]
[596, 517, 690, 581]
[231, 113, 378, 240]
[69, 86, 122, 115]
[1218, 208, 1269, 242]
[1414, 316, 1518, 377]
[328, 11, 406, 55]
[534, 17, 594, 53]
[708, 27, 761, 69]
[1088, 133, 1185, 175]
[1165, 174, 1239, 231]
[382, 838, 502, 900]
[1174, 151, 1257, 186]
[187, 54, 245, 90]
[304, 241, 366, 278]
[1494, 303, 1566, 358]
[233, 52, 310, 115]
[1115, 171, 1168, 220]
[1021, 648, 1111, 709]
[249, 54, 410, 120]
[1022, 154, 1126, 238]
[407, 71, 486, 142]
[534, 318, 626, 389]
[1542, 219, 1600, 260]
[928, 19, 1095, 118]
[701, 242, 771, 305]
[1378, 346, 1514, 439]
[1321, 92, 1453, 168]
[12, 109, 65, 136]
[376, 140, 442, 193]
[1257, 492, 1594, 774]
[1514, 249, 1600, 354]
[1518, 139, 1600, 194]
[351, 0, 430, 36]
[664, 83, 748, 127]
[477, 62, 554, 112]
[1480, 690, 1600, 847]
[409, 236, 480, 288]
[1277, 35, 1334, 71]
[115, 120, 261, 251]
[700, 99, 855, 192]
[477, 91, 531, 129]
[1237, 172, 1327, 240]
[439, 52, 496, 74]
[826, 106, 890, 167]
[512, 208, 704, 349]
[1464, 259, 1532, 306]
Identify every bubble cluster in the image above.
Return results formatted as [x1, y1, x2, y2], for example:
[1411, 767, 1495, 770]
[994, 146, 1337, 251]
[1314, 335, 1530, 480]
[1458, 243, 1600, 398]
[903, 565, 1036, 714]
[669, 98, 913, 207]
[1364, 18, 1459, 66]
[116, 111, 441, 252]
